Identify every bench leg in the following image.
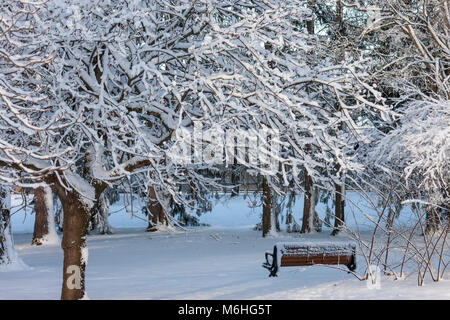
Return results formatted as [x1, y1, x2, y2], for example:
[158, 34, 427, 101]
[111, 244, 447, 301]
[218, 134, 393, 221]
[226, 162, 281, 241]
[262, 246, 279, 277]
[270, 246, 278, 277]
[346, 253, 356, 272]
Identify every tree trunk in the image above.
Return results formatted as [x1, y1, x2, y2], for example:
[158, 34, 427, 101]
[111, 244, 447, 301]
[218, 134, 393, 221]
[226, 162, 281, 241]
[262, 177, 273, 237]
[230, 168, 240, 197]
[272, 193, 280, 232]
[336, 0, 342, 25]
[383, 200, 400, 273]
[425, 207, 440, 235]
[334, 0, 345, 63]
[332, 182, 345, 235]
[89, 191, 112, 235]
[32, 186, 58, 245]
[307, 0, 315, 34]
[301, 171, 313, 233]
[53, 184, 90, 300]
[301, 5, 318, 234]
[146, 186, 168, 232]
[286, 192, 301, 233]
[0, 186, 14, 266]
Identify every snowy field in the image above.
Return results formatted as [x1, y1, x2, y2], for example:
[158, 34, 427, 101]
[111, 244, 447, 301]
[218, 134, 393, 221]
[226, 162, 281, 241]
[1, 193, 449, 300]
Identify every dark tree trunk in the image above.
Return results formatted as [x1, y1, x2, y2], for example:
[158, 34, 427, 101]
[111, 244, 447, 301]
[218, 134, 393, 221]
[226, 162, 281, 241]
[262, 177, 273, 237]
[274, 194, 281, 232]
[0, 187, 13, 266]
[301, 4, 317, 233]
[301, 171, 313, 233]
[332, 182, 345, 236]
[332, 33, 346, 238]
[89, 191, 112, 235]
[307, 0, 315, 34]
[336, 0, 343, 37]
[230, 168, 240, 197]
[53, 183, 90, 300]
[32, 186, 54, 245]
[336, 0, 342, 24]
[146, 186, 168, 232]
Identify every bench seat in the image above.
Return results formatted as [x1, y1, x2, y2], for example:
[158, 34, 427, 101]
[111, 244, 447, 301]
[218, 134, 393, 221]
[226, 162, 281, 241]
[263, 242, 356, 277]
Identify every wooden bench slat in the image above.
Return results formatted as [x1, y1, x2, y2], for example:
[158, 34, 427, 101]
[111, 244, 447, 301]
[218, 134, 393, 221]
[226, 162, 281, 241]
[281, 254, 353, 267]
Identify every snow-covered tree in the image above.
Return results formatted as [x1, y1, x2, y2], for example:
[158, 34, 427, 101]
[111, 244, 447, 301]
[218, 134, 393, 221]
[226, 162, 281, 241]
[1, 0, 389, 298]
[178, 0, 389, 236]
[0, 0, 67, 267]
[358, 0, 449, 232]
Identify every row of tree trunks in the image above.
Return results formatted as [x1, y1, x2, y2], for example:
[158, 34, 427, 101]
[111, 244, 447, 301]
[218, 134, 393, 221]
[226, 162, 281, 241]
[268, 0, 347, 233]
[261, 171, 340, 236]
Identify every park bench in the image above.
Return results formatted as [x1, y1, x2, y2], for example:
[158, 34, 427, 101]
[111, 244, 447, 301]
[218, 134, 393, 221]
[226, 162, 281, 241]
[262, 242, 357, 277]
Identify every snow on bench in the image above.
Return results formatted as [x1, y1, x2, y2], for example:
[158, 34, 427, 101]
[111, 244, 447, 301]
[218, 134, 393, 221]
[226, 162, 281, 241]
[262, 241, 357, 277]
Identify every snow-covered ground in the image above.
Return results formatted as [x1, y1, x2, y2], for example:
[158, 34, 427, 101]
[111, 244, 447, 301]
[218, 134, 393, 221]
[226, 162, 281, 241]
[1, 193, 449, 299]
